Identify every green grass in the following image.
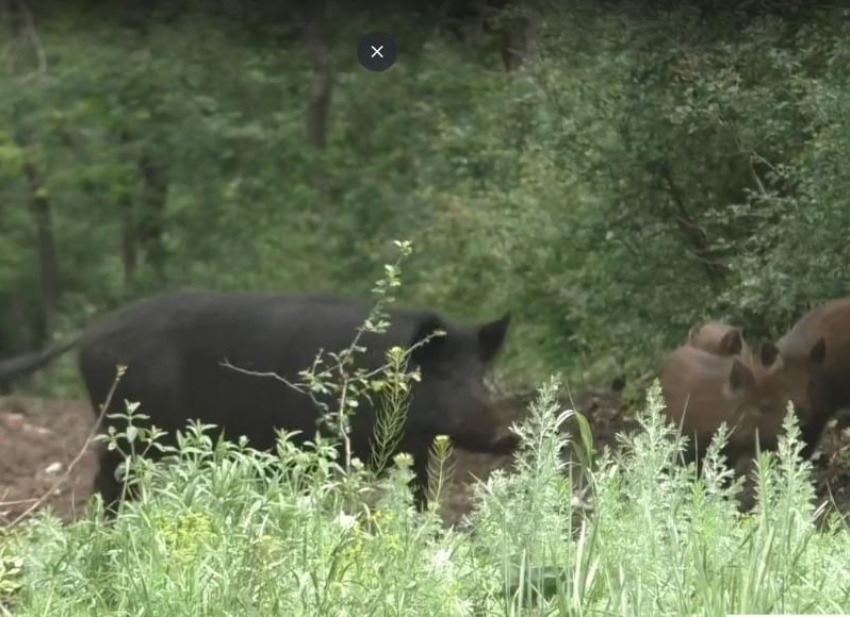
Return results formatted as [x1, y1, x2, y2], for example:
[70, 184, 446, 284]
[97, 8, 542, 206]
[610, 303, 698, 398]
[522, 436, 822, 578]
[2, 380, 850, 616]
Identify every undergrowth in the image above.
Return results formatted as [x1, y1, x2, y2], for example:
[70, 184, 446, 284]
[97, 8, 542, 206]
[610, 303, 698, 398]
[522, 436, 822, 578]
[2, 380, 849, 616]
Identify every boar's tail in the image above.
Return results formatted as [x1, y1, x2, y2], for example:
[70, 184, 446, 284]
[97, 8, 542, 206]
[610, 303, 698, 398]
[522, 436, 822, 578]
[0, 337, 80, 384]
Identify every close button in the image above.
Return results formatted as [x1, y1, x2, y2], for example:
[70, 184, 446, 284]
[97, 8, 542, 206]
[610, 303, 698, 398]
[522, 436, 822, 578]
[358, 32, 397, 72]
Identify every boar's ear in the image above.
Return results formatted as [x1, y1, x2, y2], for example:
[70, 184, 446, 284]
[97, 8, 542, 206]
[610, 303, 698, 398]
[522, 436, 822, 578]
[809, 337, 826, 365]
[477, 312, 511, 364]
[759, 340, 780, 369]
[408, 314, 448, 364]
[728, 359, 756, 394]
[719, 329, 744, 355]
[686, 325, 699, 343]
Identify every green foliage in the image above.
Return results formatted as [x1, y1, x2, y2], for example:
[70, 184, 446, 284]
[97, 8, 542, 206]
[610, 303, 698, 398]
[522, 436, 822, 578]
[5, 3, 850, 390]
[426, 434, 456, 509]
[0, 531, 24, 613]
[369, 343, 417, 474]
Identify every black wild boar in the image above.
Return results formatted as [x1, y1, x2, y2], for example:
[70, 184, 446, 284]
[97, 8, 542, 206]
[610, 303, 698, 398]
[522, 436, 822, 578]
[687, 321, 750, 359]
[658, 345, 788, 469]
[771, 297, 850, 458]
[0, 291, 516, 508]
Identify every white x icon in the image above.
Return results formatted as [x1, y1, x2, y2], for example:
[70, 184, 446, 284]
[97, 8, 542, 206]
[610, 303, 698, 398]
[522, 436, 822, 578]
[371, 45, 384, 58]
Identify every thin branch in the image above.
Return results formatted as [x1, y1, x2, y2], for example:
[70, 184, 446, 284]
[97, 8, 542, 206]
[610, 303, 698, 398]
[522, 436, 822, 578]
[748, 152, 768, 198]
[7, 366, 124, 527]
[219, 359, 309, 393]
[0, 497, 37, 507]
[220, 330, 441, 393]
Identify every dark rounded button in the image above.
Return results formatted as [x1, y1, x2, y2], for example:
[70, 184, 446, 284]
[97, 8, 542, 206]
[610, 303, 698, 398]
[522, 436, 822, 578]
[358, 32, 397, 72]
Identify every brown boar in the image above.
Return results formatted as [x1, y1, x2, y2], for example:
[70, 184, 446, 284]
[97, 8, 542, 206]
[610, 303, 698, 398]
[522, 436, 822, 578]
[659, 345, 787, 468]
[771, 297, 850, 458]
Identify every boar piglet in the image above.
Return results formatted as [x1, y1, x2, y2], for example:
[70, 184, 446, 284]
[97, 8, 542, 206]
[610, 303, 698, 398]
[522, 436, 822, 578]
[659, 345, 787, 470]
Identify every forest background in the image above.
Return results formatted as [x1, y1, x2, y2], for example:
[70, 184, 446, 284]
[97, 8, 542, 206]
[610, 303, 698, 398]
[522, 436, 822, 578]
[2, 0, 847, 396]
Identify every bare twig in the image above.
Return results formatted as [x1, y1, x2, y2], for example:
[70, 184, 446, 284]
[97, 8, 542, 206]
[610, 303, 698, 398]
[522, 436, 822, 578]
[749, 149, 783, 176]
[0, 498, 37, 508]
[220, 331, 440, 393]
[748, 152, 768, 198]
[219, 360, 309, 393]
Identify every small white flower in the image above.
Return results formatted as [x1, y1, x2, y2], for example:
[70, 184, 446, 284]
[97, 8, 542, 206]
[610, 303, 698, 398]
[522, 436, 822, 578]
[338, 511, 357, 530]
[394, 452, 413, 467]
[431, 548, 452, 571]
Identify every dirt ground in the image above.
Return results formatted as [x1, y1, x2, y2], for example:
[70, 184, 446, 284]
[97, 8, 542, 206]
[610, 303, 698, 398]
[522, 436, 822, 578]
[0, 396, 99, 524]
[1, 389, 849, 527]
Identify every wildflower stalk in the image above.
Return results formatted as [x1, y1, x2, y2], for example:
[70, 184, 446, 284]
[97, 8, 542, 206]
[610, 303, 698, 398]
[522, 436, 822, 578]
[427, 434, 456, 510]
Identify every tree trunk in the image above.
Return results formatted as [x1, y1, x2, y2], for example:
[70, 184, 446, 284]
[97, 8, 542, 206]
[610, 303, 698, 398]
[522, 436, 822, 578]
[121, 187, 138, 288]
[115, 131, 138, 288]
[4, 0, 59, 350]
[296, 0, 333, 198]
[498, 3, 539, 71]
[137, 149, 169, 282]
[303, 0, 333, 152]
[21, 156, 60, 343]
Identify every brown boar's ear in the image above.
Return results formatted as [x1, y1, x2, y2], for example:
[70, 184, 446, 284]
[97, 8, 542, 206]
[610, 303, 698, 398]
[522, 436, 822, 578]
[759, 340, 780, 369]
[719, 328, 744, 355]
[408, 314, 448, 364]
[686, 325, 699, 343]
[477, 313, 511, 364]
[728, 358, 756, 394]
[809, 337, 826, 365]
